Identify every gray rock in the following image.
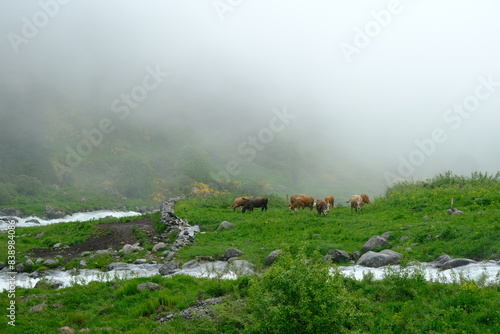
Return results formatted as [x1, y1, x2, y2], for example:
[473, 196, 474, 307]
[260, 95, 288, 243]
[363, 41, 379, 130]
[182, 260, 200, 269]
[265, 249, 283, 266]
[45, 205, 66, 219]
[431, 254, 453, 268]
[399, 236, 409, 242]
[159, 261, 179, 275]
[351, 251, 361, 261]
[163, 251, 176, 261]
[43, 259, 59, 266]
[152, 242, 167, 252]
[362, 236, 389, 253]
[53, 243, 61, 248]
[25, 259, 34, 266]
[15, 263, 25, 272]
[324, 249, 351, 263]
[356, 250, 402, 268]
[28, 303, 47, 313]
[137, 282, 161, 291]
[57, 326, 75, 333]
[381, 231, 392, 240]
[447, 208, 464, 216]
[133, 259, 147, 264]
[95, 249, 115, 255]
[106, 262, 129, 271]
[217, 221, 235, 230]
[0, 262, 5, 270]
[35, 279, 64, 289]
[26, 219, 40, 224]
[441, 258, 476, 270]
[0, 208, 22, 217]
[79, 260, 87, 267]
[119, 243, 143, 254]
[224, 248, 244, 260]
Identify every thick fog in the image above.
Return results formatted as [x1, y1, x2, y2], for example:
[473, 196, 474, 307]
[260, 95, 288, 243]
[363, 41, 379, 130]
[1, 0, 500, 196]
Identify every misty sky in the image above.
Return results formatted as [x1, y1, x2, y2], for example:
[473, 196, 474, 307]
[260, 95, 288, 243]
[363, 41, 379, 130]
[1, 0, 500, 195]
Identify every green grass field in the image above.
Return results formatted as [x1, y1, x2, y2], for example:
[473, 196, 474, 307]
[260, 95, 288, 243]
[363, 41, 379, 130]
[1, 172, 500, 333]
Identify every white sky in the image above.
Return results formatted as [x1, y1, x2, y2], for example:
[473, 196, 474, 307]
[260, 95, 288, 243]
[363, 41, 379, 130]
[1, 0, 499, 194]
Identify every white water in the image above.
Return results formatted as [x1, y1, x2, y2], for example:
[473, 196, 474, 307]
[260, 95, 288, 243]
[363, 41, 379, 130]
[2, 261, 500, 292]
[0, 261, 238, 292]
[0, 210, 142, 230]
[336, 261, 500, 285]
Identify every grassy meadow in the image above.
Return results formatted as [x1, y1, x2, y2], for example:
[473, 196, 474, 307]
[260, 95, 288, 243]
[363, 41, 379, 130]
[1, 172, 500, 333]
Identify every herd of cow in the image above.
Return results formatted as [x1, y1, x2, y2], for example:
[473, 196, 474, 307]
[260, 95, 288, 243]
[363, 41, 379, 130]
[231, 193, 371, 216]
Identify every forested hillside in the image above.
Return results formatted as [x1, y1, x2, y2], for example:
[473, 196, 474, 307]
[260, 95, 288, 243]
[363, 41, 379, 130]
[0, 101, 385, 212]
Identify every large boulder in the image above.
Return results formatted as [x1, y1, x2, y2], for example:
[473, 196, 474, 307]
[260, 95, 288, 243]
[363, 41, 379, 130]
[45, 205, 66, 219]
[0, 207, 22, 217]
[430, 254, 453, 268]
[362, 236, 389, 253]
[159, 261, 179, 276]
[324, 249, 351, 263]
[441, 258, 476, 270]
[356, 250, 402, 268]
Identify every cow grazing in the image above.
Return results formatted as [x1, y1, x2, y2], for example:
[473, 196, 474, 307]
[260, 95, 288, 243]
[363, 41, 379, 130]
[348, 195, 364, 213]
[324, 195, 334, 211]
[316, 199, 328, 216]
[360, 193, 371, 204]
[232, 196, 253, 212]
[242, 197, 268, 213]
[289, 194, 314, 211]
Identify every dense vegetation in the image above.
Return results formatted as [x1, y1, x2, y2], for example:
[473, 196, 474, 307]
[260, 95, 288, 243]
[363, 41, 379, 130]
[1, 172, 500, 333]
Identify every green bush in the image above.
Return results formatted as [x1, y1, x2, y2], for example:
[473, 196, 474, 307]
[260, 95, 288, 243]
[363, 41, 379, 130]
[245, 251, 366, 333]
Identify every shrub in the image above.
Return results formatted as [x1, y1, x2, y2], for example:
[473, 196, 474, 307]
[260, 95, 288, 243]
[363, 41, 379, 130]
[245, 251, 366, 333]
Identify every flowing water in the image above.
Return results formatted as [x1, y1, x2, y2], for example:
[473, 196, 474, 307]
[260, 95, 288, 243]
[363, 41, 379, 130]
[0, 210, 142, 231]
[1, 211, 500, 292]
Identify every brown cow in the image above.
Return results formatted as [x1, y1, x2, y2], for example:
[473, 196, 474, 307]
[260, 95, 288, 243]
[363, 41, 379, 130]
[242, 197, 268, 213]
[347, 195, 364, 213]
[360, 193, 371, 204]
[289, 194, 314, 211]
[316, 199, 328, 216]
[324, 195, 334, 211]
[232, 196, 252, 211]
